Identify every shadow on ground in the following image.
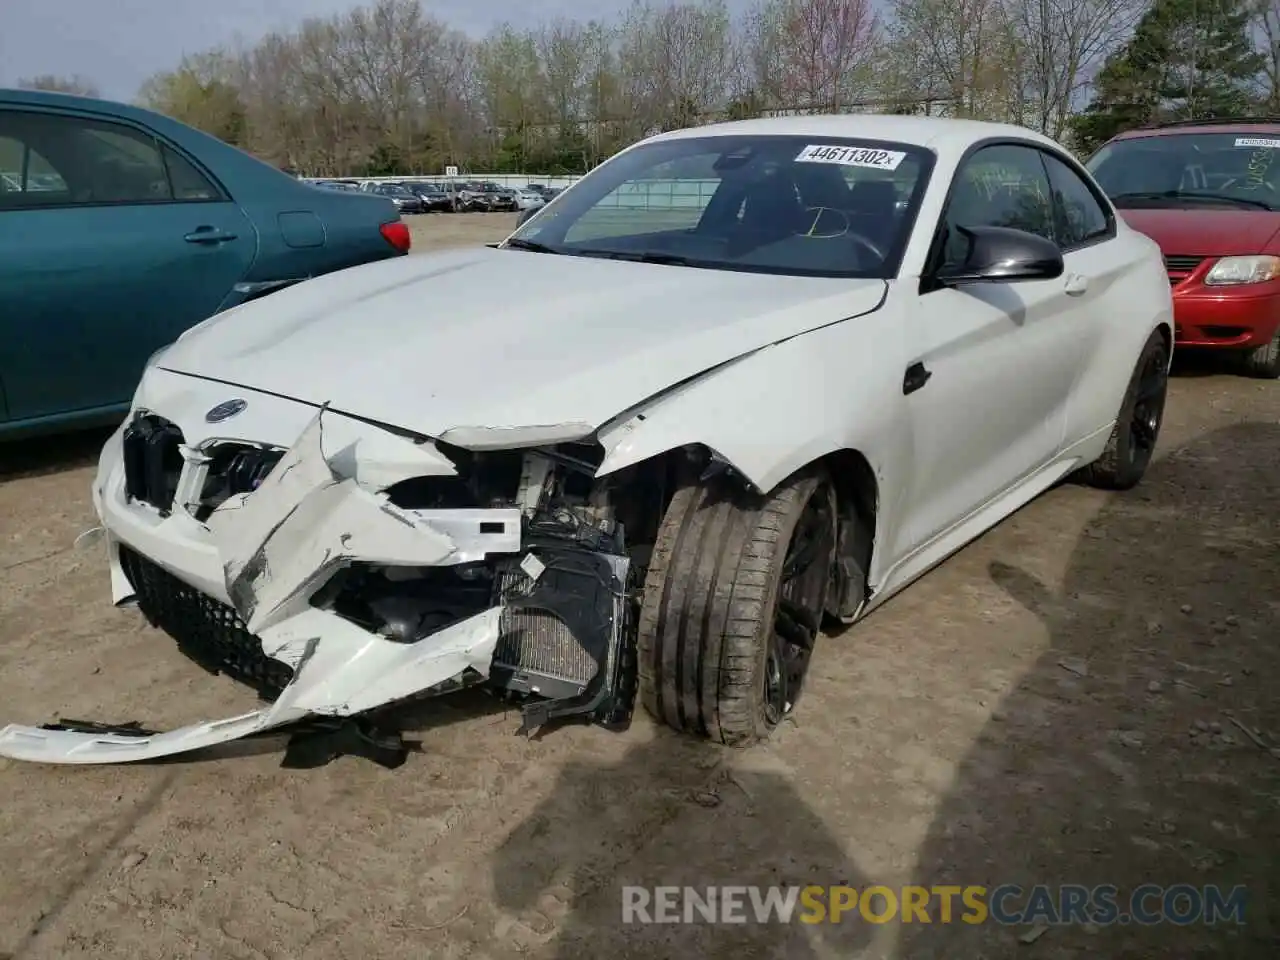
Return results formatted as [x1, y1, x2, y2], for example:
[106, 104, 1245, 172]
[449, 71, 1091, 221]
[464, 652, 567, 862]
[489, 422, 1279, 959]
[492, 730, 875, 958]
[1169, 349, 1241, 379]
[0, 426, 114, 483]
[897, 421, 1280, 958]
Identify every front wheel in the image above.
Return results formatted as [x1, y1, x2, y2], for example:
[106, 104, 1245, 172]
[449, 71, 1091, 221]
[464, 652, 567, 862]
[1241, 327, 1280, 379]
[1080, 328, 1170, 490]
[637, 466, 837, 745]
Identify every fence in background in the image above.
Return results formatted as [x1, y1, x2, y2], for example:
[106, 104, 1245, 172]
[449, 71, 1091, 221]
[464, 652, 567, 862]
[338, 175, 722, 209]
[349, 173, 584, 190]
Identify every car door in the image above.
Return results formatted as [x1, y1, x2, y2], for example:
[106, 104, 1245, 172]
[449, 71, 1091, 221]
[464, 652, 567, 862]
[1037, 148, 1126, 439]
[0, 106, 255, 424]
[895, 142, 1089, 557]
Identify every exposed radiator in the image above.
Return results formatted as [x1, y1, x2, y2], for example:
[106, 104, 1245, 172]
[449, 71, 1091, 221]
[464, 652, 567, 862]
[491, 565, 600, 695]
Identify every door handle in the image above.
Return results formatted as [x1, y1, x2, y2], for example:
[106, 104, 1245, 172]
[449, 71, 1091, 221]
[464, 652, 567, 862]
[1064, 272, 1089, 296]
[184, 227, 237, 244]
[903, 360, 932, 395]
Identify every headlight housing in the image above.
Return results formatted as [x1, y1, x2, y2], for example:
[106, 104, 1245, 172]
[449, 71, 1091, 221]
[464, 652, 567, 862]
[1203, 255, 1280, 286]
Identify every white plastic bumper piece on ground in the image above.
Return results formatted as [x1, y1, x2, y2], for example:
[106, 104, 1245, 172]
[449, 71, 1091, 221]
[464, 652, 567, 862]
[0, 606, 504, 764]
[0, 408, 517, 765]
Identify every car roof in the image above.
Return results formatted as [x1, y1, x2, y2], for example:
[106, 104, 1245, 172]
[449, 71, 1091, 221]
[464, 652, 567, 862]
[644, 113, 1061, 152]
[0, 86, 165, 126]
[1111, 118, 1280, 141]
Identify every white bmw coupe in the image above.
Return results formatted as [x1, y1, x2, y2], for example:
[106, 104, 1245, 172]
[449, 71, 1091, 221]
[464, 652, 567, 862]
[0, 115, 1174, 765]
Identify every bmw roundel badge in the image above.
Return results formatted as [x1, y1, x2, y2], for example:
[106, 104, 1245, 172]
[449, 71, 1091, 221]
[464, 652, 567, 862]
[205, 398, 248, 423]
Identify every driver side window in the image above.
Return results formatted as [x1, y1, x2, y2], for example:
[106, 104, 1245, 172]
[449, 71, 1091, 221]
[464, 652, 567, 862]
[941, 144, 1055, 267]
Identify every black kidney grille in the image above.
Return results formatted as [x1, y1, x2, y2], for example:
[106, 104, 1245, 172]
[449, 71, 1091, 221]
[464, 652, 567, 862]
[121, 415, 185, 514]
[118, 544, 294, 700]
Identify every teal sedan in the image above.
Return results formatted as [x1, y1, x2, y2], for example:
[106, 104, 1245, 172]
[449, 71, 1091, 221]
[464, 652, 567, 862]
[0, 88, 412, 441]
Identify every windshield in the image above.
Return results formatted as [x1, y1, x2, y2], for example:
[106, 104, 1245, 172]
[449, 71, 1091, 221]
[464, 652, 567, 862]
[1087, 133, 1280, 211]
[505, 134, 933, 278]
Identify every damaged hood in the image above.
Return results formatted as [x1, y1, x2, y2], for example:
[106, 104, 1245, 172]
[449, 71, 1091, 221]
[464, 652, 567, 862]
[158, 245, 885, 440]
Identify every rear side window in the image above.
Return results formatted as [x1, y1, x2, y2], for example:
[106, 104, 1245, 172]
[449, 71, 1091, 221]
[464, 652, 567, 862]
[0, 109, 221, 208]
[163, 145, 220, 201]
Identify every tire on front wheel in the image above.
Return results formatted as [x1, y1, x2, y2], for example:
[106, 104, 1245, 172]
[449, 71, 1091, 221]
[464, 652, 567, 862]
[1241, 327, 1280, 379]
[1080, 328, 1170, 490]
[637, 466, 837, 745]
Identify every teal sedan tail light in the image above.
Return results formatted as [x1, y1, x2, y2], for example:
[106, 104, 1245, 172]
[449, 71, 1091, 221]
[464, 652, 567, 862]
[380, 221, 412, 253]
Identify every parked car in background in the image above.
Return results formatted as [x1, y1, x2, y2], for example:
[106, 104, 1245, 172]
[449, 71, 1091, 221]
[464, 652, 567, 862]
[453, 180, 492, 211]
[0, 115, 1175, 766]
[402, 180, 452, 211]
[0, 87, 410, 442]
[1086, 118, 1280, 377]
[313, 179, 360, 193]
[512, 187, 546, 211]
[528, 184, 563, 200]
[478, 181, 519, 211]
[360, 181, 427, 214]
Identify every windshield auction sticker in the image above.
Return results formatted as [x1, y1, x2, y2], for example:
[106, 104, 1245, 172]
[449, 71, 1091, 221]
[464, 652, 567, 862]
[795, 145, 906, 170]
[1235, 137, 1280, 149]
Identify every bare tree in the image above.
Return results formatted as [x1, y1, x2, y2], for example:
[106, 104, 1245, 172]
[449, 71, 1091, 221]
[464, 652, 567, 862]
[779, 0, 881, 112]
[411, 26, 480, 171]
[475, 25, 547, 165]
[238, 31, 316, 172]
[17, 74, 101, 97]
[736, 0, 790, 109]
[612, 2, 735, 134]
[127, 0, 1161, 175]
[1006, 0, 1143, 138]
[538, 19, 591, 132]
[651, 0, 735, 127]
[887, 0, 1017, 118]
[1253, 0, 1280, 109]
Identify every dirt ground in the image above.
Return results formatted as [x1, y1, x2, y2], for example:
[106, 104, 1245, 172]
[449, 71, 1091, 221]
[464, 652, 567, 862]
[1, 210, 1277, 959]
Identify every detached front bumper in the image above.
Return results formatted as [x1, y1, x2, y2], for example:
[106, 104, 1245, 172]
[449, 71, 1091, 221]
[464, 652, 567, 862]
[0, 401, 630, 765]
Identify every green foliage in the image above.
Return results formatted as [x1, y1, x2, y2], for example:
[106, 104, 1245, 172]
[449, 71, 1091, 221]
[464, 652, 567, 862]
[1071, 0, 1264, 153]
[137, 55, 248, 147]
[724, 90, 765, 121]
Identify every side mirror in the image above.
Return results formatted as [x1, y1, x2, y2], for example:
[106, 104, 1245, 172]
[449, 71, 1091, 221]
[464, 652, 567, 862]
[934, 225, 1064, 285]
[516, 207, 537, 227]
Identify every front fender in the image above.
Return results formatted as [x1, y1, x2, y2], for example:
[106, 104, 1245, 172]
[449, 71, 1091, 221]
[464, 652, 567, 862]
[594, 322, 903, 499]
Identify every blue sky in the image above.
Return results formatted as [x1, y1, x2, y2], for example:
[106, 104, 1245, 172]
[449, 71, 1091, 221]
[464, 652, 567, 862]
[0, 0, 758, 101]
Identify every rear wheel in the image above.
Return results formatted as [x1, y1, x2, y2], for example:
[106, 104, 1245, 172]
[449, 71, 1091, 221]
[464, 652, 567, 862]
[1241, 327, 1280, 379]
[1080, 329, 1169, 490]
[637, 466, 836, 745]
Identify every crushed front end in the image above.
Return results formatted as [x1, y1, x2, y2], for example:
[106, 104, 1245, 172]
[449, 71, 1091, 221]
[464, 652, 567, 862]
[0, 392, 671, 766]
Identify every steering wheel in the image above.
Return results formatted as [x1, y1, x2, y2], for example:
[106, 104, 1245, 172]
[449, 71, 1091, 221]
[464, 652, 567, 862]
[797, 206, 886, 261]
